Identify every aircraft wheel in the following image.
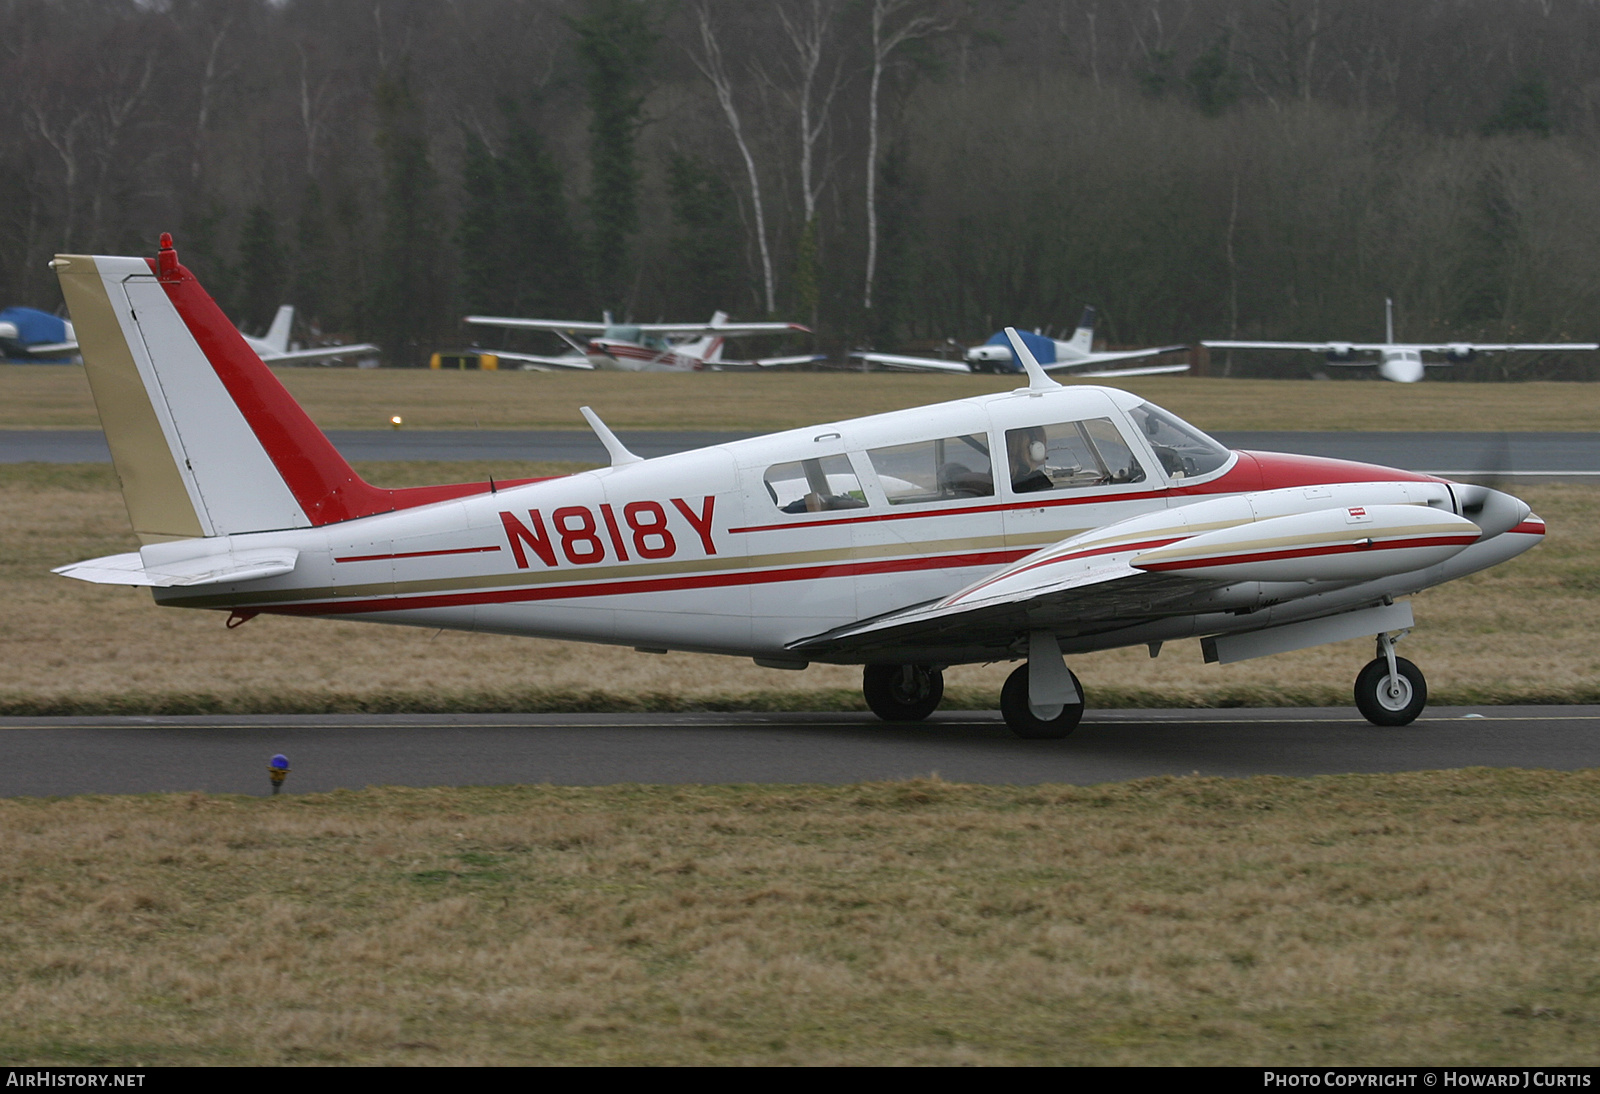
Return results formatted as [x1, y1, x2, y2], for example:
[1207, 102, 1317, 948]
[1000, 663, 1084, 739]
[862, 664, 944, 722]
[1354, 656, 1427, 726]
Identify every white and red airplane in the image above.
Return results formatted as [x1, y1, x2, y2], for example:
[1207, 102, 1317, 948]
[853, 306, 1190, 377]
[465, 311, 819, 371]
[51, 236, 1544, 736]
[1204, 298, 1598, 383]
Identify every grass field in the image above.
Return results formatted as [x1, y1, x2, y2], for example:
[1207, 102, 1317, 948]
[3, 771, 1598, 1065]
[7, 363, 1600, 432]
[2, 463, 1596, 714]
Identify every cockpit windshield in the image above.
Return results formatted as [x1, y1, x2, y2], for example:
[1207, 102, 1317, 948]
[1126, 402, 1231, 480]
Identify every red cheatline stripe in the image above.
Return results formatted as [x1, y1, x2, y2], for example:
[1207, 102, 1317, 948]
[151, 249, 551, 525]
[1510, 520, 1546, 535]
[1133, 534, 1481, 573]
[334, 545, 504, 564]
[253, 548, 1032, 618]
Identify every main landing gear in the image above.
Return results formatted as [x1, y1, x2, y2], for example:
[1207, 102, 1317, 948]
[862, 663, 944, 722]
[1354, 630, 1427, 726]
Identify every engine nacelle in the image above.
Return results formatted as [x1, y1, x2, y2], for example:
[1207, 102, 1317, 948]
[1324, 342, 1356, 362]
[1445, 344, 1476, 362]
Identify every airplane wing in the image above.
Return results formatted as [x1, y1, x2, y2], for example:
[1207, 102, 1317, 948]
[789, 496, 1480, 663]
[849, 350, 972, 374]
[471, 348, 594, 371]
[715, 353, 828, 370]
[1071, 361, 1192, 378]
[465, 316, 611, 334]
[1047, 344, 1190, 371]
[637, 320, 810, 337]
[1401, 342, 1600, 353]
[1200, 341, 1387, 352]
[21, 340, 80, 355]
[261, 343, 379, 365]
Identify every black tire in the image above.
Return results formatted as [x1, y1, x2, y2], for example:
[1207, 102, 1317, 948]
[862, 664, 944, 722]
[1000, 663, 1085, 739]
[1354, 656, 1427, 726]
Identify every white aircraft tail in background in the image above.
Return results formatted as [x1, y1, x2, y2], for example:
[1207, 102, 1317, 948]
[1204, 298, 1598, 383]
[242, 304, 378, 366]
[852, 305, 1190, 377]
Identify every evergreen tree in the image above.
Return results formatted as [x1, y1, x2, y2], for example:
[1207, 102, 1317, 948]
[457, 132, 505, 315]
[457, 107, 586, 319]
[1188, 35, 1240, 117]
[372, 68, 448, 366]
[1482, 75, 1553, 137]
[236, 203, 285, 333]
[293, 180, 333, 332]
[665, 152, 741, 319]
[571, 0, 656, 313]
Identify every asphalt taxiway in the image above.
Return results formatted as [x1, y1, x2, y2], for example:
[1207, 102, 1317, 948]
[3, 706, 1596, 798]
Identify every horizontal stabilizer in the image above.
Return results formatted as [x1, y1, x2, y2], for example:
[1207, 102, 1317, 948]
[55, 546, 298, 587]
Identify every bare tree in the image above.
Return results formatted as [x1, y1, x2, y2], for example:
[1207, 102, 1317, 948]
[864, 0, 949, 312]
[689, 1, 777, 314]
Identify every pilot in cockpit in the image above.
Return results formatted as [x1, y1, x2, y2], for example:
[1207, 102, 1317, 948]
[1009, 426, 1055, 493]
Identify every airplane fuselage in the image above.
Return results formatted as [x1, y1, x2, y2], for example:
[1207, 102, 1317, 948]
[147, 385, 1541, 667]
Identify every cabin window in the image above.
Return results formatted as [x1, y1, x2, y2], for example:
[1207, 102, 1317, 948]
[1125, 403, 1230, 479]
[764, 455, 868, 513]
[1005, 418, 1146, 494]
[867, 434, 994, 505]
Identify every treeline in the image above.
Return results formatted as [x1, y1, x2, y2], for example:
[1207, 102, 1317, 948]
[5, 0, 1600, 377]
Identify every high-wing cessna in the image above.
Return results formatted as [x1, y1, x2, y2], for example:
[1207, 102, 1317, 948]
[245, 305, 379, 366]
[1204, 298, 1599, 383]
[52, 237, 1544, 736]
[466, 311, 819, 371]
[853, 306, 1190, 378]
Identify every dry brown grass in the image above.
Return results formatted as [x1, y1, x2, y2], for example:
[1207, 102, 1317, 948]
[7, 363, 1600, 431]
[1, 464, 1595, 713]
[2, 771, 1598, 1064]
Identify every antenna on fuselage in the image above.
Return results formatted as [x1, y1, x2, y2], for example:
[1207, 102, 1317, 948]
[1386, 297, 1394, 344]
[1005, 327, 1062, 393]
[579, 406, 643, 466]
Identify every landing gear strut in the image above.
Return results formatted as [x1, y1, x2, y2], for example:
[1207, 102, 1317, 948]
[1000, 664, 1085, 738]
[1354, 631, 1427, 726]
[862, 664, 944, 722]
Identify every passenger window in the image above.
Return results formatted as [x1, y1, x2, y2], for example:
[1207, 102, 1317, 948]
[867, 434, 994, 505]
[764, 455, 868, 513]
[1006, 418, 1146, 494]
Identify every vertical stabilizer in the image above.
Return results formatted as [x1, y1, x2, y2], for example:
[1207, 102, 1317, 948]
[1065, 306, 1096, 356]
[53, 235, 395, 540]
[263, 305, 294, 354]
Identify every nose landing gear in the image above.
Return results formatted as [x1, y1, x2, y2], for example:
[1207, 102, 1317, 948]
[1354, 631, 1427, 726]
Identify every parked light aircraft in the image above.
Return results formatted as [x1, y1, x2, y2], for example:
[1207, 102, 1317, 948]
[852, 306, 1190, 378]
[51, 237, 1544, 736]
[0, 306, 77, 360]
[466, 311, 819, 371]
[1204, 298, 1599, 383]
[2, 302, 376, 366]
[245, 305, 378, 365]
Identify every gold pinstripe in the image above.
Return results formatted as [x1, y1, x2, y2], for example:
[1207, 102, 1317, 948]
[54, 255, 204, 544]
[165, 527, 1088, 609]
